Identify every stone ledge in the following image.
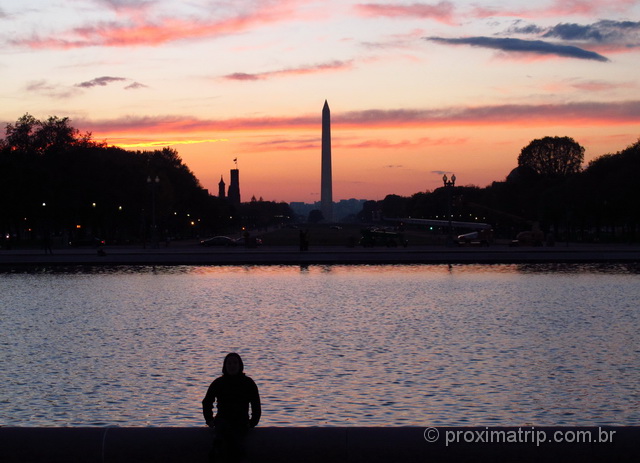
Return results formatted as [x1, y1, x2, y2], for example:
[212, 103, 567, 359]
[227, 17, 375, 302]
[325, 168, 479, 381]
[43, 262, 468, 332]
[1, 426, 638, 462]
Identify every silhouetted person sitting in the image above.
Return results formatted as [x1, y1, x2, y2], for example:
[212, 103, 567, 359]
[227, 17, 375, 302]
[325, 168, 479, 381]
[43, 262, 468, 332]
[202, 353, 261, 462]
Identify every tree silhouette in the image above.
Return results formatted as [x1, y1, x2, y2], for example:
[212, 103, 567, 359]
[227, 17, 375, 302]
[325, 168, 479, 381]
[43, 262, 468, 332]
[1, 114, 97, 155]
[0, 114, 231, 245]
[518, 136, 584, 177]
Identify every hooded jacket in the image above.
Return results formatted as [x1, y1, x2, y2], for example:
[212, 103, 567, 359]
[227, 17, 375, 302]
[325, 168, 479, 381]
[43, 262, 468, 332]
[202, 353, 261, 428]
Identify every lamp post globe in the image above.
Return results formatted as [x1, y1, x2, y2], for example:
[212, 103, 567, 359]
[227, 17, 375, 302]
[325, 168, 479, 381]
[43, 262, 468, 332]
[443, 173, 456, 245]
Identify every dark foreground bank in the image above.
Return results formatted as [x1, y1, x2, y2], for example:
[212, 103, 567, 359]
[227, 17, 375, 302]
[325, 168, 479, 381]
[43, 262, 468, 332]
[1, 427, 638, 463]
[1, 243, 640, 267]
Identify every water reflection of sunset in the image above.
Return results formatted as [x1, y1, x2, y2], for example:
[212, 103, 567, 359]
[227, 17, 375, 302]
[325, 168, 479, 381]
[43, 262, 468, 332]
[1, 264, 638, 427]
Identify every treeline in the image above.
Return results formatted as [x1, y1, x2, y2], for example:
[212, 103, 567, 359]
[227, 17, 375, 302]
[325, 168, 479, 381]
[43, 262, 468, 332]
[359, 137, 640, 243]
[3, 114, 637, 245]
[0, 114, 291, 246]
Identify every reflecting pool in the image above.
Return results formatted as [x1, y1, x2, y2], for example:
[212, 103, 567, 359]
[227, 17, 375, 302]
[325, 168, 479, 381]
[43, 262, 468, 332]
[1, 264, 639, 427]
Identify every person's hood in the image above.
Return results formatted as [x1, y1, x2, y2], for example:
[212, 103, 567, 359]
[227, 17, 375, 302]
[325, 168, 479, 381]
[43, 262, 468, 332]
[222, 352, 244, 375]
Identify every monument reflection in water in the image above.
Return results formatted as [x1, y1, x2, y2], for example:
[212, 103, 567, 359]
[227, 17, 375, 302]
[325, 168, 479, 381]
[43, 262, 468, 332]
[1, 264, 638, 427]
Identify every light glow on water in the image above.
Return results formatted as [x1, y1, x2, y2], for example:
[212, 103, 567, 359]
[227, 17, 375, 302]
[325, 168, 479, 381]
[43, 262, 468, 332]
[1, 264, 639, 427]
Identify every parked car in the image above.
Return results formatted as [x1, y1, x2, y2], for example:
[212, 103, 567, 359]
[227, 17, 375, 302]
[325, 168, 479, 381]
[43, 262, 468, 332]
[457, 229, 493, 246]
[200, 236, 236, 247]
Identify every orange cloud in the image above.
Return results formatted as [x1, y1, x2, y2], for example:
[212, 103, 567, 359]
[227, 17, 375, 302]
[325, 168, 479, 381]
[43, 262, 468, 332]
[80, 114, 317, 135]
[239, 140, 318, 153]
[114, 138, 228, 148]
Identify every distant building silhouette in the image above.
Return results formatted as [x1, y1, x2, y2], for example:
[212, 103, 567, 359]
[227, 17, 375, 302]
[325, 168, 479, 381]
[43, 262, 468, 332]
[290, 199, 367, 222]
[228, 169, 241, 205]
[321, 100, 333, 222]
[218, 176, 226, 199]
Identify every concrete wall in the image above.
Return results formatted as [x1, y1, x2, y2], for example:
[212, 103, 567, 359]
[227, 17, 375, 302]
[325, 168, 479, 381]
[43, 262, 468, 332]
[1, 427, 638, 463]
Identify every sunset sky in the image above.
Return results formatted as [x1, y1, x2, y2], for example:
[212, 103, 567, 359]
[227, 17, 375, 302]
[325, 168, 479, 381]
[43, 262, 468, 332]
[2, 0, 639, 202]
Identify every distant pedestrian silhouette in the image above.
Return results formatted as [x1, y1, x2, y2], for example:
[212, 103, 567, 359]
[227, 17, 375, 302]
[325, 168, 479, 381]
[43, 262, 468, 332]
[202, 353, 261, 462]
[299, 229, 309, 251]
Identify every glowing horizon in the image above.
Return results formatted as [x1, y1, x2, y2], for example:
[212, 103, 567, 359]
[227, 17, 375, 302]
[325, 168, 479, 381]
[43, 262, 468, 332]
[2, 0, 639, 202]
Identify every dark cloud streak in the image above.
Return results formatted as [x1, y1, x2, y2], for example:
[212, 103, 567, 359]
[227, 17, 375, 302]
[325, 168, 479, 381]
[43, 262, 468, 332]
[125, 81, 148, 90]
[427, 36, 609, 61]
[76, 76, 128, 88]
[542, 20, 640, 43]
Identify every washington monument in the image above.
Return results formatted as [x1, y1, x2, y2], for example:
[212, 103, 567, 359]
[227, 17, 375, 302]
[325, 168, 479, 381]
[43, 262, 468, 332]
[321, 100, 333, 222]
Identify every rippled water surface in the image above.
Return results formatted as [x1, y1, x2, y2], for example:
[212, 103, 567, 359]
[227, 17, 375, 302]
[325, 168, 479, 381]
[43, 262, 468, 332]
[1, 264, 639, 427]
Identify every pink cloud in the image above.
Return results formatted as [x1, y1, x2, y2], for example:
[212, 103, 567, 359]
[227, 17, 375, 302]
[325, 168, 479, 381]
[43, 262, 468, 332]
[473, 0, 637, 19]
[96, 0, 156, 18]
[12, 0, 299, 49]
[540, 79, 637, 95]
[548, 0, 637, 16]
[76, 101, 640, 143]
[570, 80, 637, 92]
[222, 60, 355, 81]
[355, 1, 456, 24]
[340, 101, 640, 127]
[232, 135, 468, 153]
[585, 43, 640, 55]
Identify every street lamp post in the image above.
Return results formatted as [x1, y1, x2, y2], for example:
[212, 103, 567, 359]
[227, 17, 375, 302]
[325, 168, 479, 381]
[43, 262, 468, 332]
[443, 174, 456, 246]
[147, 175, 160, 248]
